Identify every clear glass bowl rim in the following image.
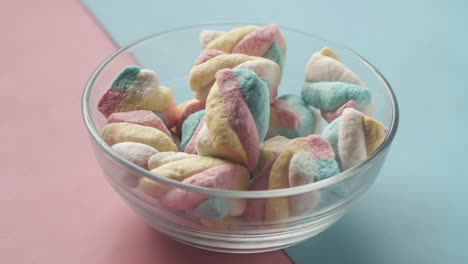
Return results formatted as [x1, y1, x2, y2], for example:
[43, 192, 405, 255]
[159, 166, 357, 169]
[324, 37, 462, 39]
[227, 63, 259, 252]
[81, 22, 399, 199]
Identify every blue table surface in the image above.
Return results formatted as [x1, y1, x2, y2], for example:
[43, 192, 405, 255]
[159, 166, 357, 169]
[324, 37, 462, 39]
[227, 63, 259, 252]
[83, 0, 468, 263]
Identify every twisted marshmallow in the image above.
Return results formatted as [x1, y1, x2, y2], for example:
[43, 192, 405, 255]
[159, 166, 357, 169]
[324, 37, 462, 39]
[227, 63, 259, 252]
[102, 122, 178, 152]
[98, 66, 178, 128]
[244, 135, 340, 222]
[140, 153, 250, 221]
[302, 48, 373, 122]
[322, 108, 387, 171]
[195, 68, 270, 171]
[200, 24, 286, 70]
[267, 94, 321, 139]
[190, 52, 280, 102]
[174, 99, 205, 138]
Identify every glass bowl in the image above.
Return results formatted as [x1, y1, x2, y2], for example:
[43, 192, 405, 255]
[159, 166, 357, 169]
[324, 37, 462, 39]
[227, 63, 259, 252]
[82, 23, 399, 253]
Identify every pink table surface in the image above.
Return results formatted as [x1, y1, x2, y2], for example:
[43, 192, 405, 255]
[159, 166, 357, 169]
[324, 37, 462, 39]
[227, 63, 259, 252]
[0, 1, 292, 263]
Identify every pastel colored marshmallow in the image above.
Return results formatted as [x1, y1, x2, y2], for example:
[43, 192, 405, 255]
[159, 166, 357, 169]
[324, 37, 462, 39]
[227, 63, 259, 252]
[302, 81, 372, 122]
[196, 68, 270, 171]
[159, 163, 250, 220]
[194, 49, 226, 65]
[267, 94, 321, 139]
[98, 66, 178, 128]
[189, 53, 280, 102]
[102, 122, 178, 152]
[245, 135, 340, 222]
[201, 24, 286, 71]
[180, 110, 205, 154]
[140, 156, 228, 195]
[140, 156, 250, 221]
[305, 47, 364, 86]
[107, 110, 172, 138]
[174, 99, 205, 138]
[200, 30, 224, 50]
[147, 151, 194, 170]
[112, 142, 158, 169]
[111, 142, 158, 187]
[303, 47, 375, 122]
[255, 136, 290, 177]
[322, 108, 387, 171]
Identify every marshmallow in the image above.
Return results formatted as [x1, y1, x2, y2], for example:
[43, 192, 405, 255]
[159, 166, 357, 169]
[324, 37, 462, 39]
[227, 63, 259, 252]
[141, 156, 229, 195]
[112, 142, 158, 169]
[102, 122, 178, 152]
[180, 110, 205, 154]
[161, 164, 250, 220]
[305, 47, 364, 86]
[303, 47, 375, 122]
[200, 30, 224, 50]
[322, 108, 387, 171]
[201, 24, 286, 71]
[98, 66, 178, 128]
[190, 53, 280, 102]
[267, 94, 321, 139]
[196, 68, 270, 171]
[140, 155, 250, 220]
[147, 151, 194, 170]
[302, 81, 371, 122]
[107, 110, 172, 139]
[175, 99, 205, 138]
[111, 142, 158, 187]
[255, 136, 290, 176]
[194, 49, 226, 65]
[244, 135, 340, 222]
[95, 28, 390, 225]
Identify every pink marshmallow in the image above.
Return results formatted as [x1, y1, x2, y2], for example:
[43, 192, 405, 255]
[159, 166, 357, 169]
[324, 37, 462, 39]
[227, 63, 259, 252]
[159, 164, 246, 212]
[321, 100, 358, 123]
[107, 110, 172, 138]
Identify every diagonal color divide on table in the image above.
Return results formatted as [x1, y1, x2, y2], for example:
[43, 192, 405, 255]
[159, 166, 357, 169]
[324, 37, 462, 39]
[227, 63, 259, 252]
[81, 0, 468, 263]
[0, 1, 291, 264]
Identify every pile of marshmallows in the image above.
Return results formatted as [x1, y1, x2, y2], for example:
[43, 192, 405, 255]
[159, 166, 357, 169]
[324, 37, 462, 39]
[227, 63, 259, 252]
[98, 24, 387, 225]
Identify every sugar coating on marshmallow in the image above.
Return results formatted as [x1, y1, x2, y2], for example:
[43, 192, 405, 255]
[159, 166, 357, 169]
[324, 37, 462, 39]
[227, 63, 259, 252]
[255, 136, 290, 176]
[159, 163, 249, 220]
[200, 30, 224, 49]
[321, 100, 358, 123]
[102, 122, 178, 152]
[246, 135, 339, 222]
[305, 47, 364, 86]
[98, 66, 178, 128]
[190, 53, 280, 102]
[235, 59, 280, 101]
[194, 49, 226, 65]
[175, 99, 205, 138]
[180, 110, 205, 153]
[202, 24, 286, 71]
[268, 94, 321, 139]
[111, 142, 158, 169]
[196, 68, 270, 171]
[302, 81, 371, 112]
[110, 142, 159, 188]
[322, 108, 386, 171]
[147, 151, 194, 170]
[108, 110, 172, 138]
[140, 156, 229, 196]
[302, 47, 376, 122]
[204, 26, 257, 52]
